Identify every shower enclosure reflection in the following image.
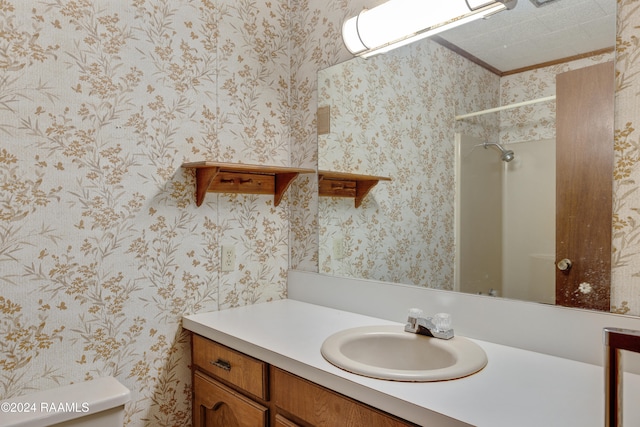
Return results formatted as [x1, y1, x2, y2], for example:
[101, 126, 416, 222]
[482, 142, 515, 163]
[456, 134, 555, 302]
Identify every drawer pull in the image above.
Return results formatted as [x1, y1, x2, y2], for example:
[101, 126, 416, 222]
[210, 358, 232, 371]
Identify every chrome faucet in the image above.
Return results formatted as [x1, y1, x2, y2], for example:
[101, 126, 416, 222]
[404, 308, 454, 340]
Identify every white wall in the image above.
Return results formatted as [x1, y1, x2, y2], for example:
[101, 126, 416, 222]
[288, 270, 640, 371]
[502, 138, 556, 303]
[456, 133, 503, 296]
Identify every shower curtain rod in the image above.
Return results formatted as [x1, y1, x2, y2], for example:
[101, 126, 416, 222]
[454, 95, 556, 121]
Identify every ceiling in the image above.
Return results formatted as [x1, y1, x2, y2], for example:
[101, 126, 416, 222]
[437, 0, 616, 74]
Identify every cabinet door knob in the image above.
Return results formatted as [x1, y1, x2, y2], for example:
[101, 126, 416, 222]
[210, 358, 232, 371]
[557, 258, 572, 271]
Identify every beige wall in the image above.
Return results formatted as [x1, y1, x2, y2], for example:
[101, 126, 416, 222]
[0, 1, 639, 426]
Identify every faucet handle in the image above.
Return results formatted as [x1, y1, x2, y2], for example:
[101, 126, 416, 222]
[434, 313, 452, 332]
[408, 308, 423, 319]
[405, 308, 423, 332]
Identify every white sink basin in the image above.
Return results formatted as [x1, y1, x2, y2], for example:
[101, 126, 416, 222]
[321, 325, 488, 382]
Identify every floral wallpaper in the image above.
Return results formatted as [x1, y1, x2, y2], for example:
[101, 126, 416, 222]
[317, 43, 499, 287]
[499, 53, 614, 144]
[1, 0, 640, 426]
[0, 0, 319, 425]
[611, 0, 640, 316]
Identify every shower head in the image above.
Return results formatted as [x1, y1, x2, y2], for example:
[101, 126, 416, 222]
[500, 148, 515, 162]
[483, 142, 515, 162]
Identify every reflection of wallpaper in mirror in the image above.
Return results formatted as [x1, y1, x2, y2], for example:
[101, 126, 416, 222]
[318, 36, 614, 292]
[318, 39, 499, 288]
[498, 51, 613, 145]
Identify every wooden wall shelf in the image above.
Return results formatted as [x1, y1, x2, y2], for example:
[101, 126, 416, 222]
[318, 171, 391, 208]
[182, 162, 314, 207]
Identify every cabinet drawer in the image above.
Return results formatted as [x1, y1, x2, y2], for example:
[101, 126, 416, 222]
[192, 334, 267, 400]
[274, 414, 301, 427]
[272, 368, 416, 427]
[193, 371, 267, 427]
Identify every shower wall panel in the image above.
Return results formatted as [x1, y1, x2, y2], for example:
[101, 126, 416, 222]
[456, 133, 503, 296]
[502, 138, 556, 303]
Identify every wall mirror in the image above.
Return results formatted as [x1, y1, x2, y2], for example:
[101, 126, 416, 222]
[317, 0, 618, 312]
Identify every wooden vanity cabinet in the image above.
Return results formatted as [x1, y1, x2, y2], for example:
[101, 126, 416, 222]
[271, 367, 417, 427]
[273, 414, 302, 427]
[193, 372, 268, 427]
[191, 334, 269, 427]
[192, 334, 268, 400]
[191, 333, 417, 427]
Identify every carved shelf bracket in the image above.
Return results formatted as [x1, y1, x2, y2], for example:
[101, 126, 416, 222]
[318, 170, 391, 208]
[182, 162, 315, 207]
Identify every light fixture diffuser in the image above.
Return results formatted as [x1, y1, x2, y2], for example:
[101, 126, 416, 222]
[529, 0, 561, 7]
[342, 0, 517, 58]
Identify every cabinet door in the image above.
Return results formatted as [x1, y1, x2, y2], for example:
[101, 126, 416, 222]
[272, 368, 416, 427]
[193, 372, 267, 427]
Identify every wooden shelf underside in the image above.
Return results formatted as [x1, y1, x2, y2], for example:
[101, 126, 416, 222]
[182, 162, 314, 207]
[318, 171, 391, 208]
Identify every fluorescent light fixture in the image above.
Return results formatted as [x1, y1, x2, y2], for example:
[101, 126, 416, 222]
[342, 0, 517, 58]
[529, 0, 561, 6]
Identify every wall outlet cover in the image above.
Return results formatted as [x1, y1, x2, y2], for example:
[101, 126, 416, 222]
[222, 245, 236, 272]
[333, 237, 344, 260]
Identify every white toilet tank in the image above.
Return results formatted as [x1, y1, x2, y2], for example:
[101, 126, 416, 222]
[0, 377, 130, 427]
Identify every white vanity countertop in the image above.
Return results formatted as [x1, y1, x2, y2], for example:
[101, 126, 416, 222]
[183, 299, 640, 427]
